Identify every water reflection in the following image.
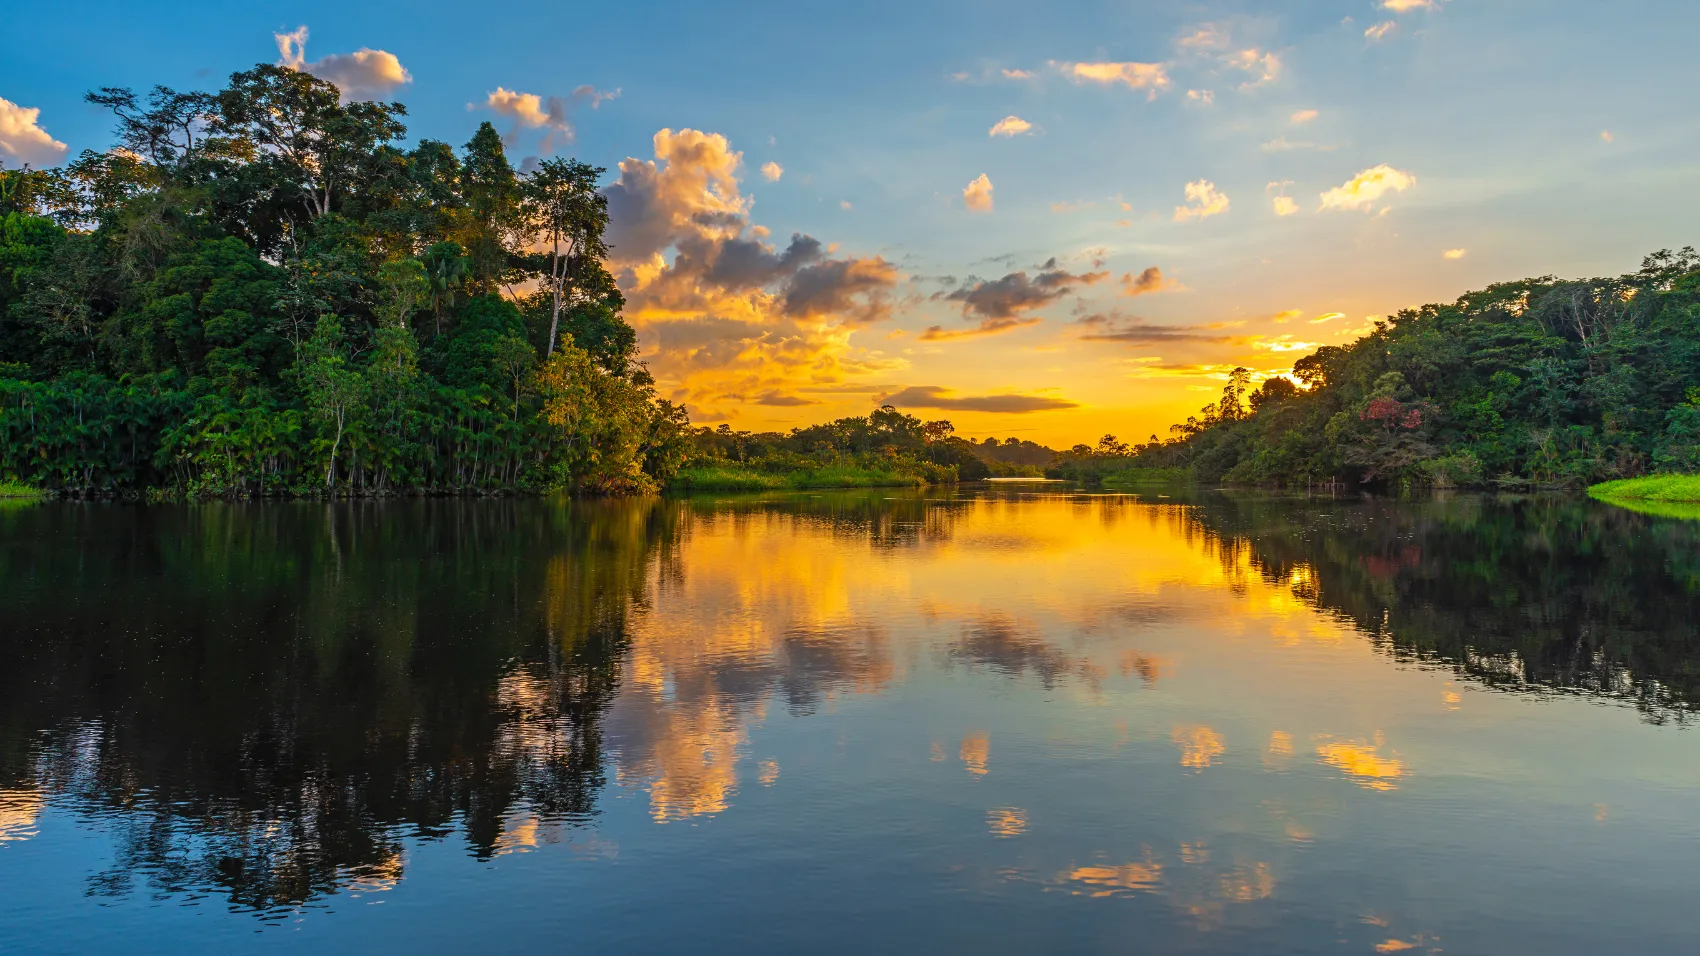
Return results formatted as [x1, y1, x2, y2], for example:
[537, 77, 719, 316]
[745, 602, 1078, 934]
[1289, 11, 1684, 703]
[1, 488, 1699, 942]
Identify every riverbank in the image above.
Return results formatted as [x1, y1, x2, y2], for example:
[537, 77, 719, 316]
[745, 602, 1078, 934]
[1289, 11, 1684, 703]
[1588, 475, 1700, 519]
[668, 464, 931, 492]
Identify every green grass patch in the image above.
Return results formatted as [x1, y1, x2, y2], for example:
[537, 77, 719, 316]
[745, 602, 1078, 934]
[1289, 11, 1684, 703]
[0, 480, 45, 499]
[1099, 467, 1191, 489]
[669, 464, 927, 493]
[1589, 475, 1700, 519]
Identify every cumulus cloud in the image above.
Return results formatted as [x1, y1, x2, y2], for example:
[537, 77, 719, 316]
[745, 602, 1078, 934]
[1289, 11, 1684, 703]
[880, 385, 1079, 413]
[1272, 195, 1299, 216]
[1443, 248, 1467, 260]
[941, 259, 1107, 320]
[1176, 24, 1230, 51]
[1186, 89, 1215, 105]
[1224, 49, 1282, 89]
[1055, 61, 1171, 98]
[484, 84, 618, 152]
[1120, 267, 1173, 297]
[1318, 164, 1417, 212]
[603, 128, 903, 420]
[963, 173, 994, 212]
[0, 96, 68, 166]
[1291, 109, 1318, 124]
[1383, 0, 1437, 11]
[761, 161, 783, 181]
[1365, 21, 1397, 40]
[989, 115, 1034, 138]
[275, 26, 411, 102]
[1174, 180, 1229, 221]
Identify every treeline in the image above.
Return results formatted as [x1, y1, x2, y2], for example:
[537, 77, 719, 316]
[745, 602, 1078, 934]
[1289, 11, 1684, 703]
[0, 66, 687, 496]
[1096, 250, 1700, 489]
[679, 408, 1054, 489]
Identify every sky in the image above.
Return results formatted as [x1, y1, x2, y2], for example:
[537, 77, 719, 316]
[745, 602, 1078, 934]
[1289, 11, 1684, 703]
[4, 0, 1699, 446]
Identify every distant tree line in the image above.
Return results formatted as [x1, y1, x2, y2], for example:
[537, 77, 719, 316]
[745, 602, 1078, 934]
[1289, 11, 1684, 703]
[1068, 250, 1700, 489]
[0, 65, 688, 496]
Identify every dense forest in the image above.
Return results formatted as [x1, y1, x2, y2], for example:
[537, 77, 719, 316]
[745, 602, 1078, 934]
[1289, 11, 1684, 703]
[1078, 249, 1700, 489]
[0, 66, 690, 496]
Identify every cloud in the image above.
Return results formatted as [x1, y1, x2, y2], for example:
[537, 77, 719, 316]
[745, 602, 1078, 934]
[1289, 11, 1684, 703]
[1319, 164, 1417, 212]
[1270, 309, 1303, 324]
[942, 259, 1107, 319]
[1443, 248, 1467, 260]
[1291, 109, 1318, 124]
[1383, 0, 1436, 11]
[1186, 89, 1215, 105]
[989, 115, 1034, 138]
[1224, 49, 1281, 89]
[1077, 315, 1229, 344]
[1272, 196, 1299, 216]
[1055, 61, 1171, 98]
[880, 385, 1079, 413]
[0, 96, 67, 166]
[1174, 180, 1229, 222]
[603, 128, 904, 420]
[484, 85, 618, 152]
[919, 318, 1042, 341]
[275, 26, 411, 102]
[1120, 267, 1173, 297]
[760, 161, 783, 181]
[1176, 24, 1231, 51]
[1365, 21, 1397, 40]
[1309, 312, 1345, 323]
[963, 173, 994, 212]
[840, 199, 853, 210]
[1001, 68, 1035, 79]
[1600, 130, 1615, 143]
[751, 391, 819, 406]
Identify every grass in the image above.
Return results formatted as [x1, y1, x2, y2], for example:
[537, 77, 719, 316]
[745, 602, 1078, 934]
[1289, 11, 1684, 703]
[1099, 466, 1191, 489]
[669, 464, 928, 493]
[0, 480, 45, 499]
[1588, 475, 1700, 519]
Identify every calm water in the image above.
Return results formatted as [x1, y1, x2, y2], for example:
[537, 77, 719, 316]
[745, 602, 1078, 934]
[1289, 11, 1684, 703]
[3, 489, 1699, 954]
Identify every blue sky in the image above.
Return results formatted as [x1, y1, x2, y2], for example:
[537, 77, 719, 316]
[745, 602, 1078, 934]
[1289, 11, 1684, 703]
[6, 0, 1698, 442]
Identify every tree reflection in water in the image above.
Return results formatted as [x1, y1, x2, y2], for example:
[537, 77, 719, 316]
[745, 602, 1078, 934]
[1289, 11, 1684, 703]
[3, 489, 1698, 916]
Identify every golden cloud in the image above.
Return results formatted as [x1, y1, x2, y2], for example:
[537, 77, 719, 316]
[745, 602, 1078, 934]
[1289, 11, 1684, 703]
[275, 26, 412, 103]
[1290, 109, 1318, 124]
[1056, 60, 1172, 99]
[1225, 49, 1282, 89]
[1443, 248, 1467, 260]
[1318, 164, 1416, 212]
[989, 115, 1034, 138]
[963, 173, 994, 212]
[1383, 0, 1437, 11]
[1272, 196, 1298, 216]
[1174, 179, 1229, 222]
[1121, 266, 1174, 297]
[760, 161, 783, 181]
[1365, 21, 1397, 40]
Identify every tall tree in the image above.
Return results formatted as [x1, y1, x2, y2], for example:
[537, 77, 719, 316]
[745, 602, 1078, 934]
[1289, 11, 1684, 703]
[519, 158, 611, 355]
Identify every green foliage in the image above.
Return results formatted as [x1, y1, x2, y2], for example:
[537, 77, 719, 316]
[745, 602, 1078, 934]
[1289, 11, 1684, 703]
[1134, 249, 1700, 489]
[677, 405, 975, 489]
[0, 62, 683, 498]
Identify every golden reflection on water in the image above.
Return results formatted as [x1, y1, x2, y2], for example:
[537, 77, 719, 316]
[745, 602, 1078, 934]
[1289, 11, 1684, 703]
[987, 807, 1027, 837]
[0, 788, 43, 843]
[1314, 734, 1405, 791]
[960, 733, 990, 777]
[1172, 725, 1226, 769]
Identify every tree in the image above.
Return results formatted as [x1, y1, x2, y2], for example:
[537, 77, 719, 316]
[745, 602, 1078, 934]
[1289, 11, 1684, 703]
[520, 158, 610, 356]
[302, 316, 366, 488]
[421, 241, 469, 336]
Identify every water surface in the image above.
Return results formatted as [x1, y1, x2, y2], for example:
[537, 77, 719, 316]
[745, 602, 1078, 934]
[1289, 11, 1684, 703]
[2, 489, 1698, 954]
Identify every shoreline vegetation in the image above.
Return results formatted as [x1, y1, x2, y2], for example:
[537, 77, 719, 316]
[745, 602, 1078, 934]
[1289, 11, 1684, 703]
[5, 67, 1700, 503]
[1588, 475, 1700, 519]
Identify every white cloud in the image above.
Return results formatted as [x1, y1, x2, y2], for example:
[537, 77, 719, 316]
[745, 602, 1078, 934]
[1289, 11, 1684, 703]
[1001, 68, 1035, 80]
[1365, 21, 1397, 40]
[988, 115, 1034, 138]
[1055, 61, 1171, 99]
[1174, 180, 1229, 221]
[1443, 248, 1467, 260]
[1273, 196, 1299, 216]
[0, 96, 68, 166]
[1319, 164, 1417, 211]
[1290, 109, 1318, 124]
[1176, 24, 1231, 51]
[1383, 0, 1437, 11]
[275, 26, 411, 102]
[963, 173, 994, 212]
[761, 161, 783, 181]
[1186, 89, 1215, 105]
